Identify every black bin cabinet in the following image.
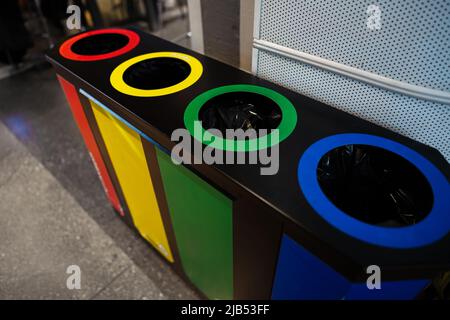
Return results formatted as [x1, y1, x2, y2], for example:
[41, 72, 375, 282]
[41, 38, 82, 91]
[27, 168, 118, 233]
[46, 27, 450, 300]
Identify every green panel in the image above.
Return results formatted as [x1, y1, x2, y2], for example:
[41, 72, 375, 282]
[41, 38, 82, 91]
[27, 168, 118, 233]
[156, 149, 233, 299]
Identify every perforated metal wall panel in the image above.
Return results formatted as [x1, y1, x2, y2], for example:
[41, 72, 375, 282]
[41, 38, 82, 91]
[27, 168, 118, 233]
[256, 50, 450, 160]
[253, 0, 450, 161]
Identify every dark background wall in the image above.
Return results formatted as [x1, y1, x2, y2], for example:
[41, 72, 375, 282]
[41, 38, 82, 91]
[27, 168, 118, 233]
[200, 0, 240, 67]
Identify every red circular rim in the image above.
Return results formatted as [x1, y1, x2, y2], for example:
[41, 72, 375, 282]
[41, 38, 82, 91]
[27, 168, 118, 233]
[59, 28, 140, 61]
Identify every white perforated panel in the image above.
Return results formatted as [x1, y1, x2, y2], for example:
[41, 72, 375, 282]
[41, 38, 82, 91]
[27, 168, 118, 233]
[258, 0, 450, 92]
[254, 0, 450, 161]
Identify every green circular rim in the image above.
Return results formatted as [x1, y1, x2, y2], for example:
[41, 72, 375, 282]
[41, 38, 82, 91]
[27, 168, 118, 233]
[184, 84, 298, 152]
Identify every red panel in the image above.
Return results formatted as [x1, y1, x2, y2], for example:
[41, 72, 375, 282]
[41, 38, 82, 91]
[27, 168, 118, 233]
[57, 75, 124, 216]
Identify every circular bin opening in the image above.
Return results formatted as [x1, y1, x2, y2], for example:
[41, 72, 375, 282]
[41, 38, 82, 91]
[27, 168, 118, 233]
[59, 29, 140, 61]
[317, 144, 433, 227]
[298, 133, 450, 248]
[184, 84, 297, 152]
[71, 33, 129, 55]
[199, 91, 282, 138]
[110, 52, 203, 97]
[122, 57, 191, 90]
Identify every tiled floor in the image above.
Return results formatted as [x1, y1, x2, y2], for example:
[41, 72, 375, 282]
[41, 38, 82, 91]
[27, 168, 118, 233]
[0, 18, 198, 299]
[0, 122, 167, 299]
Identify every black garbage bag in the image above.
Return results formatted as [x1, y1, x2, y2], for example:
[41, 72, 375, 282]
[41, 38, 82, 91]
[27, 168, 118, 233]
[71, 33, 130, 56]
[317, 144, 433, 227]
[200, 92, 282, 137]
[123, 57, 191, 90]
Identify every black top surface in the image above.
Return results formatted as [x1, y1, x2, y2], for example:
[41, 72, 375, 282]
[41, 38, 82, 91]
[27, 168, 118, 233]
[46, 28, 450, 279]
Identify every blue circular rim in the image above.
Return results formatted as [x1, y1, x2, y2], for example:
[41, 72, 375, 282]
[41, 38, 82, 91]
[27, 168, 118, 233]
[298, 133, 450, 249]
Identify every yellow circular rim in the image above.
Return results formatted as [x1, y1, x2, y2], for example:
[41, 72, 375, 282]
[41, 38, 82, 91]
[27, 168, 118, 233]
[110, 52, 203, 97]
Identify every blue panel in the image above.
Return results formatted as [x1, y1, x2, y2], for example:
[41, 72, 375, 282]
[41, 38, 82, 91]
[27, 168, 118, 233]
[272, 235, 430, 300]
[345, 280, 429, 300]
[272, 235, 350, 300]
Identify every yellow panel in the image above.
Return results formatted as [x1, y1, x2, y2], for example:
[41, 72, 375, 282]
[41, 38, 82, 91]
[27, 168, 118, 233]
[90, 100, 173, 262]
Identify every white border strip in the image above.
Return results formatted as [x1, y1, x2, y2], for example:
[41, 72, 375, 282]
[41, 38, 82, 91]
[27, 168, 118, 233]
[253, 39, 450, 105]
[251, 0, 262, 74]
[251, 47, 259, 75]
[253, 0, 262, 39]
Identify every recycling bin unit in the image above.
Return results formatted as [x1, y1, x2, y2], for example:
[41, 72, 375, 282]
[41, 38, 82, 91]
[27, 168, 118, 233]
[46, 28, 450, 300]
